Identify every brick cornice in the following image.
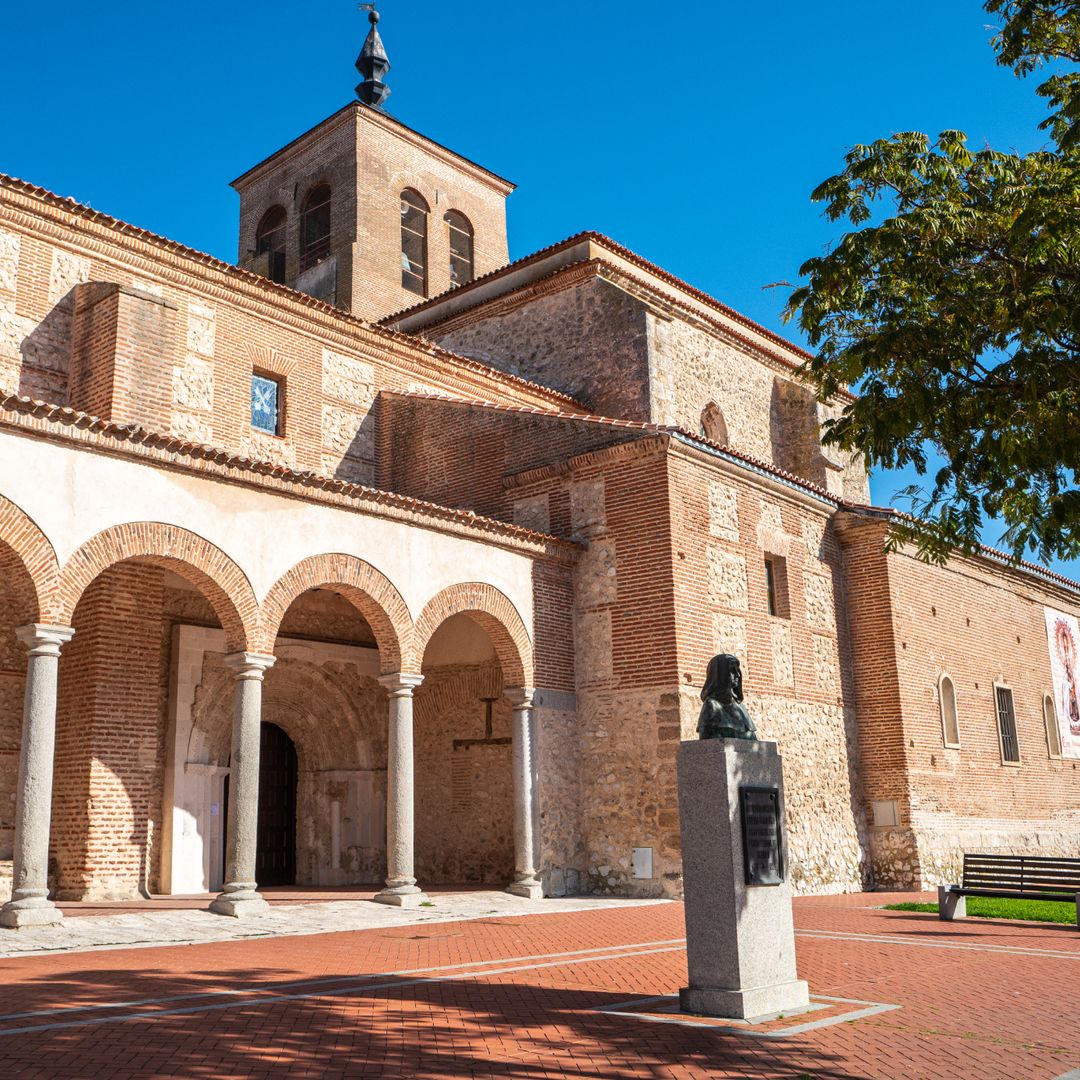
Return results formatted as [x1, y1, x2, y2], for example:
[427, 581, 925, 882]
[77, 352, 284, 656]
[0, 395, 581, 564]
[385, 229, 841, 377]
[834, 508, 1080, 602]
[391, 390, 845, 508]
[0, 177, 582, 413]
[504, 434, 671, 490]
[417, 260, 601, 334]
[230, 103, 515, 196]
[667, 436, 841, 512]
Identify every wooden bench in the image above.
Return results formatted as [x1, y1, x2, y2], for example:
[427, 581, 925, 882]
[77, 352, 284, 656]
[939, 853, 1080, 925]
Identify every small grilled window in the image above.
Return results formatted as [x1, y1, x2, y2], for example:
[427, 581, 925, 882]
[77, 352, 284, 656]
[251, 372, 283, 435]
[255, 206, 287, 284]
[940, 674, 960, 748]
[1045, 693, 1063, 758]
[401, 189, 429, 296]
[445, 210, 474, 286]
[300, 184, 332, 272]
[995, 685, 1020, 764]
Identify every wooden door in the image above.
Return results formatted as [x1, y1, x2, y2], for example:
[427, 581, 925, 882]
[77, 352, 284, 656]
[256, 722, 297, 886]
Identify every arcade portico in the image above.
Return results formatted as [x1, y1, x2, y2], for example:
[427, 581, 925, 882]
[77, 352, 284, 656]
[0, 416, 568, 926]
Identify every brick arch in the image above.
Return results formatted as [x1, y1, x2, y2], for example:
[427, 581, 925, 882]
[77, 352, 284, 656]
[59, 523, 258, 652]
[411, 583, 533, 688]
[0, 494, 61, 626]
[258, 554, 411, 673]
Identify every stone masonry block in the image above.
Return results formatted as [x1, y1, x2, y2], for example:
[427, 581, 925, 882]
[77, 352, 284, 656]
[772, 622, 794, 687]
[708, 481, 739, 541]
[803, 519, 826, 561]
[813, 634, 838, 693]
[0, 229, 19, 294]
[48, 249, 90, 304]
[172, 358, 214, 412]
[187, 303, 216, 357]
[804, 573, 836, 630]
[322, 404, 372, 459]
[513, 495, 551, 533]
[712, 614, 748, 675]
[322, 349, 376, 403]
[708, 548, 748, 611]
[570, 480, 606, 536]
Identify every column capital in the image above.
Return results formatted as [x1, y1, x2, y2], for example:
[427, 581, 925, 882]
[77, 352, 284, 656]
[224, 652, 276, 681]
[15, 624, 75, 658]
[505, 686, 536, 710]
[378, 672, 424, 696]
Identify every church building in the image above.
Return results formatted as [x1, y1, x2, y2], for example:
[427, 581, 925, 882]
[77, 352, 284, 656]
[0, 12, 1077, 927]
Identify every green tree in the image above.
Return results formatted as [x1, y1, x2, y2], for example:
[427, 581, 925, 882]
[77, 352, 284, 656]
[785, 0, 1080, 564]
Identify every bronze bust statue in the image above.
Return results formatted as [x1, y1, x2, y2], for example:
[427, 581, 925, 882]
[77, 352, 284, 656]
[698, 654, 758, 741]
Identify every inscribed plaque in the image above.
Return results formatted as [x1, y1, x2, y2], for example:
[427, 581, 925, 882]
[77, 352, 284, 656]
[739, 785, 784, 886]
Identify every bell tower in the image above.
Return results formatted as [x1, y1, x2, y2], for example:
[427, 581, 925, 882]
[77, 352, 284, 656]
[231, 6, 513, 321]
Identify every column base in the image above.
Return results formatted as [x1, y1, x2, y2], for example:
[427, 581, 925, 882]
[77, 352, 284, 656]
[209, 885, 269, 919]
[507, 879, 544, 900]
[679, 979, 810, 1021]
[373, 885, 428, 908]
[0, 892, 64, 930]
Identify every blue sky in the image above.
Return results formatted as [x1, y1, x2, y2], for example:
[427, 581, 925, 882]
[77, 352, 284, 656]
[4, 1, 1069, 573]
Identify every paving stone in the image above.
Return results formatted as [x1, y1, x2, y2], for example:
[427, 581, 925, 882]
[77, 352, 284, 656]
[0, 891, 1075, 1078]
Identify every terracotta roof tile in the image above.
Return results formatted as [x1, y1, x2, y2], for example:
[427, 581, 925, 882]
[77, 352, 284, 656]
[0, 173, 585, 412]
[381, 230, 815, 364]
[0, 393, 579, 551]
[385, 390, 842, 502]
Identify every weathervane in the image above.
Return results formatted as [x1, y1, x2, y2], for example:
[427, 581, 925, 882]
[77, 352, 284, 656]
[356, 2, 391, 108]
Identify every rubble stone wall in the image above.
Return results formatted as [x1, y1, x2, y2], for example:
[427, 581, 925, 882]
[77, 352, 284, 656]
[428, 276, 652, 420]
[668, 448, 867, 895]
[414, 662, 514, 885]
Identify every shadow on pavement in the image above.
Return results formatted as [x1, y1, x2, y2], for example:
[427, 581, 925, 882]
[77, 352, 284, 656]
[0, 963, 871, 1079]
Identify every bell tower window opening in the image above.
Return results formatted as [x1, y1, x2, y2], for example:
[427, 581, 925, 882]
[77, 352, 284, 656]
[255, 206, 287, 284]
[299, 184, 332, 272]
[445, 211, 474, 286]
[401, 188, 429, 296]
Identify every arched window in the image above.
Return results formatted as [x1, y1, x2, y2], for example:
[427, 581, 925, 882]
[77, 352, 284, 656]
[939, 674, 960, 748]
[445, 211, 474, 286]
[255, 206, 287, 284]
[299, 184, 332, 272]
[401, 189, 429, 296]
[1045, 693, 1063, 758]
[700, 401, 729, 445]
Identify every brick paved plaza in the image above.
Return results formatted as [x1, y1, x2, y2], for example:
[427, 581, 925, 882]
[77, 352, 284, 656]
[0, 892, 1076, 1078]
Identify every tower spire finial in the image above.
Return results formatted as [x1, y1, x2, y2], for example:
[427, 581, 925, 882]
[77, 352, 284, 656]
[356, 3, 391, 108]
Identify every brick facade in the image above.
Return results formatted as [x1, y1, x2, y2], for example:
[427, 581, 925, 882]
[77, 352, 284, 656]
[837, 513, 1080, 888]
[233, 105, 512, 321]
[0, 92, 1078, 908]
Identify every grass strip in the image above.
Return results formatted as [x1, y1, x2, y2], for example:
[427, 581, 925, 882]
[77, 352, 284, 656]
[885, 897, 1076, 925]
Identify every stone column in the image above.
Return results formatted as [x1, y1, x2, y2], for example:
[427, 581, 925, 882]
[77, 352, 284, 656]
[507, 687, 543, 900]
[374, 673, 427, 907]
[210, 652, 275, 918]
[1, 625, 76, 930]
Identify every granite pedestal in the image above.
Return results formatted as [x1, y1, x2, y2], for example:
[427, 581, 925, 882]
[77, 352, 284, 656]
[678, 737, 809, 1020]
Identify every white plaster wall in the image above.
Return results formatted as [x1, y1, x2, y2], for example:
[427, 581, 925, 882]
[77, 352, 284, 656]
[0, 432, 537, 627]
